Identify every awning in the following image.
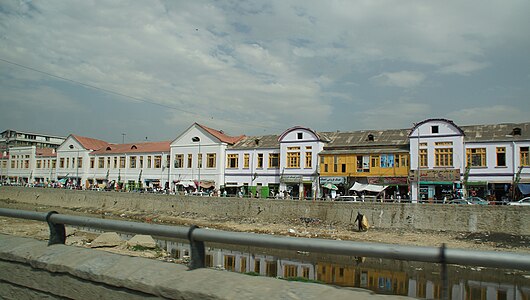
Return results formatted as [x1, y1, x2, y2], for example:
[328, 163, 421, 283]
[175, 181, 195, 187]
[197, 180, 215, 189]
[349, 182, 387, 193]
[518, 183, 530, 195]
[466, 181, 488, 186]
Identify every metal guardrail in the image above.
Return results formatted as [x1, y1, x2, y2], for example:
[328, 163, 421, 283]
[1, 208, 530, 299]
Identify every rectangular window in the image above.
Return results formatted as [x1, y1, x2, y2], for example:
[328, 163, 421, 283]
[266, 261, 277, 277]
[66, 158, 69, 169]
[521, 147, 529, 166]
[120, 156, 126, 168]
[187, 154, 192, 168]
[333, 156, 338, 172]
[139, 156, 143, 168]
[240, 257, 247, 273]
[305, 152, 312, 168]
[496, 147, 506, 167]
[90, 158, 95, 169]
[341, 164, 346, 173]
[287, 151, 300, 168]
[36, 160, 42, 168]
[324, 164, 328, 172]
[52, 159, 56, 168]
[302, 267, 310, 279]
[297, 132, 303, 139]
[130, 156, 136, 168]
[435, 148, 453, 167]
[197, 153, 202, 168]
[154, 155, 161, 168]
[244, 153, 250, 168]
[467, 148, 486, 167]
[257, 153, 263, 168]
[224, 256, 236, 272]
[60, 158, 65, 168]
[419, 149, 428, 167]
[371, 155, 380, 168]
[435, 141, 453, 146]
[207, 153, 216, 168]
[269, 153, 279, 168]
[227, 154, 239, 168]
[78, 157, 83, 168]
[174, 154, 183, 168]
[113, 157, 117, 168]
[98, 157, 105, 168]
[284, 265, 297, 278]
[254, 259, 261, 273]
[166, 155, 170, 168]
[431, 126, 439, 133]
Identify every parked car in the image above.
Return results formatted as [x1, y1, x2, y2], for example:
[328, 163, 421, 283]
[447, 199, 472, 205]
[467, 197, 489, 205]
[508, 197, 530, 206]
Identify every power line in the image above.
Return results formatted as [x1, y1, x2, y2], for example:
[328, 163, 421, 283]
[0, 57, 282, 132]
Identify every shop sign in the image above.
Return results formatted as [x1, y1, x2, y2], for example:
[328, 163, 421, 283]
[409, 169, 460, 182]
[320, 177, 346, 184]
[281, 175, 302, 183]
[367, 177, 408, 185]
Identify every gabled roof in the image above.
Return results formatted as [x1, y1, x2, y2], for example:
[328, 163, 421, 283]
[229, 134, 280, 149]
[71, 135, 109, 151]
[91, 141, 171, 155]
[36, 148, 56, 157]
[461, 122, 530, 142]
[321, 128, 410, 148]
[196, 123, 245, 145]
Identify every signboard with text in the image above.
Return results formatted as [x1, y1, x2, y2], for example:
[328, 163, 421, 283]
[409, 169, 460, 182]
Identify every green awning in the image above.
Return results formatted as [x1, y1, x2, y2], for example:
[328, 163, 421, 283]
[466, 181, 488, 186]
[420, 181, 453, 185]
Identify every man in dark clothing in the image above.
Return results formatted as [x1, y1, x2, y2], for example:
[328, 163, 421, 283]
[354, 211, 364, 232]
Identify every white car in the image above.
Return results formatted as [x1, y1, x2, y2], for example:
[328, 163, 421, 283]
[508, 197, 530, 206]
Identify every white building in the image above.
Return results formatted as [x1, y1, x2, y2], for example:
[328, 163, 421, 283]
[224, 135, 281, 197]
[56, 135, 109, 188]
[409, 119, 530, 202]
[170, 123, 244, 192]
[278, 126, 328, 199]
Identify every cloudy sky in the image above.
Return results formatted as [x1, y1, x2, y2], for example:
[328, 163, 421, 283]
[1, 1, 529, 143]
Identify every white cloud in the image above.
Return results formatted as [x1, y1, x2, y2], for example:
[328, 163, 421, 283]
[447, 105, 529, 125]
[438, 61, 490, 75]
[370, 71, 426, 88]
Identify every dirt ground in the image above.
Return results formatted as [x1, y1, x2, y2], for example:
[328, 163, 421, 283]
[1, 199, 529, 255]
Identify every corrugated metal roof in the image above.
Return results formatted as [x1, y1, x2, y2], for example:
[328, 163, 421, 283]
[229, 134, 280, 149]
[461, 122, 530, 142]
[320, 147, 409, 155]
[319, 128, 410, 148]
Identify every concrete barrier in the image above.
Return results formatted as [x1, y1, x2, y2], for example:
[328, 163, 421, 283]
[1, 187, 529, 235]
[0, 234, 412, 299]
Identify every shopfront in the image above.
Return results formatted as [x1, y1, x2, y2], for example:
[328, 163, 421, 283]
[320, 176, 346, 198]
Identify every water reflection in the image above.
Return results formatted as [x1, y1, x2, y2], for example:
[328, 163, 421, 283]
[158, 239, 530, 300]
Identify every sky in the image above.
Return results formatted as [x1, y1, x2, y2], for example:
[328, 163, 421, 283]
[1, 1, 529, 143]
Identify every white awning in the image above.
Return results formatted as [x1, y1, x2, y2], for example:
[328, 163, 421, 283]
[349, 182, 387, 193]
[175, 181, 195, 187]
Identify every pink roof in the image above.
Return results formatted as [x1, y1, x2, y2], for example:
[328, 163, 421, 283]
[91, 141, 171, 155]
[71, 135, 109, 151]
[196, 123, 245, 145]
[36, 148, 56, 157]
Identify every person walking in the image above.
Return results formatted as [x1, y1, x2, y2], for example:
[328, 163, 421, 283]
[354, 211, 369, 232]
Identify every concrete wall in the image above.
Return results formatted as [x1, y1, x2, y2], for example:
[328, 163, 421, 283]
[0, 234, 411, 300]
[1, 186, 529, 235]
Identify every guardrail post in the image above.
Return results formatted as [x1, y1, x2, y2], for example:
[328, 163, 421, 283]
[440, 243, 448, 300]
[187, 225, 205, 270]
[46, 211, 66, 246]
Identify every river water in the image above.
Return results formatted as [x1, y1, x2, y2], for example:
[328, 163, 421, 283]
[157, 238, 530, 300]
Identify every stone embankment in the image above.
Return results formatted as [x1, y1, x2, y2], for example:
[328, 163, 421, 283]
[1, 186, 529, 235]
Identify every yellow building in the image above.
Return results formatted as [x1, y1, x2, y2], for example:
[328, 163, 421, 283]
[319, 129, 410, 199]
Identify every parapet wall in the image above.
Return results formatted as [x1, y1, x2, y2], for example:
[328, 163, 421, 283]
[1, 234, 411, 300]
[1, 187, 529, 235]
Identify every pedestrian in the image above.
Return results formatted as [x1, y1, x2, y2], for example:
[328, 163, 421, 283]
[354, 211, 364, 232]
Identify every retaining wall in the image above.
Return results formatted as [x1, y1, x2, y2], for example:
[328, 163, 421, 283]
[0, 234, 412, 300]
[1, 187, 529, 235]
